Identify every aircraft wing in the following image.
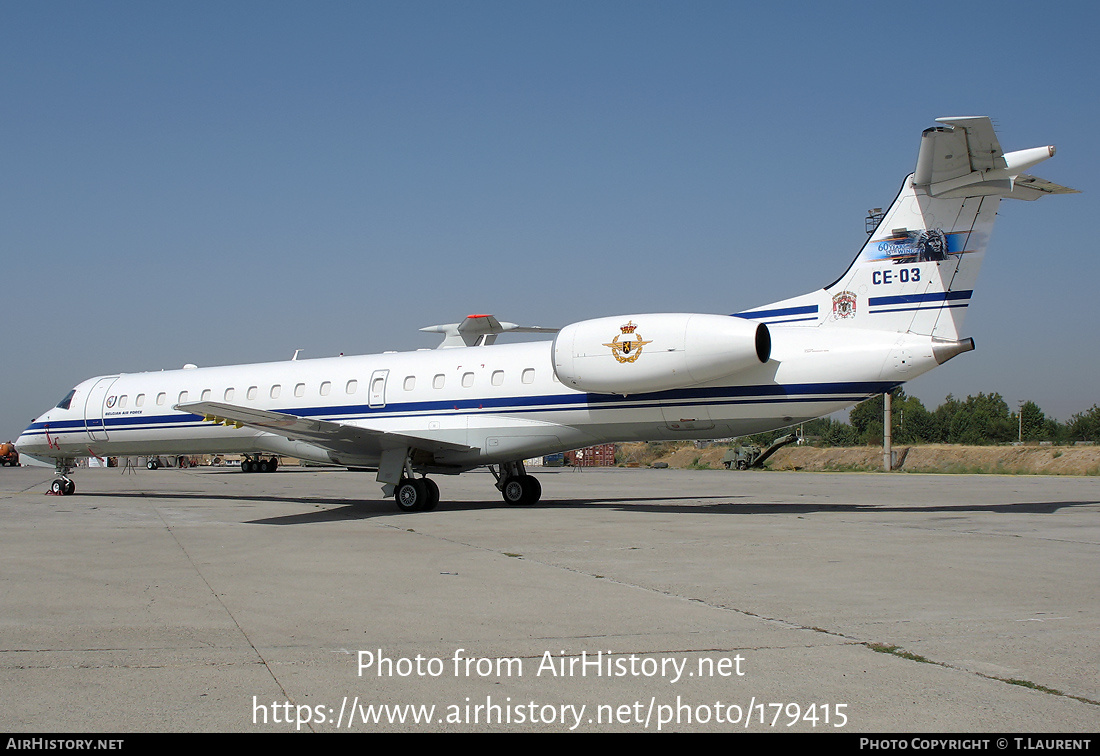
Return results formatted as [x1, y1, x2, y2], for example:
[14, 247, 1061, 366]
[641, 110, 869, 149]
[420, 314, 559, 348]
[174, 401, 476, 455]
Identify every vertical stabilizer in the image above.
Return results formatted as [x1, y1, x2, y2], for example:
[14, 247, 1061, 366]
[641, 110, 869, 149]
[737, 117, 1076, 340]
[827, 173, 999, 340]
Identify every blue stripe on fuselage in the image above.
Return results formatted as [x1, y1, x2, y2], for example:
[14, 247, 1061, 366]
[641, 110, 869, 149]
[20, 380, 897, 439]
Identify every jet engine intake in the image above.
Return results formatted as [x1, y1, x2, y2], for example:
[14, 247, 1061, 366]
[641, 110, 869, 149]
[552, 313, 770, 394]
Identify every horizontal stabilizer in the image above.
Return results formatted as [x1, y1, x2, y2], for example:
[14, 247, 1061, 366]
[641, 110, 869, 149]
[913, 116, 1076, 200]
[420, 314, 559, 348]
[175, 401, 475, 455]
[1008, 173, 1080, 201]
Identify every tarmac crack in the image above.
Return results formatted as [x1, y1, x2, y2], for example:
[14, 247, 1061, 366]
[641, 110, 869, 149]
[150, 504, 318, 730]
[861, 641, 1100, 708]
[381, 522, 1100, 709]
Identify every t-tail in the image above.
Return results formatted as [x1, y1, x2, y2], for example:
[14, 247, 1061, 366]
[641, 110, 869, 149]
[738, 117, 1077, 359]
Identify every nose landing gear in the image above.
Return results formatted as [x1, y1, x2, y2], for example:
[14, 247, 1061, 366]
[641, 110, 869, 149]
[48, 460, 77, 496]
[49, 476, 76, 496]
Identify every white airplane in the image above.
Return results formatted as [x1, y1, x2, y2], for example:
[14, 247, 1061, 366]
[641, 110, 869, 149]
[16, 117, 1076, 510]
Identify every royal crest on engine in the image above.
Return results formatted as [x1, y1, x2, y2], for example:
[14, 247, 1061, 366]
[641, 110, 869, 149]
[602, 321, 653, 364]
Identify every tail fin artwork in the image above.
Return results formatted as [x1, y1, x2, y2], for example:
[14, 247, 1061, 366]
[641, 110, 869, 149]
[738, 117, 1077, 343]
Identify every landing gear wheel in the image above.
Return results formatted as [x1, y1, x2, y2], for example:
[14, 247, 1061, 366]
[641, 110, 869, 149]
[241, 457, 279, 473]
[147, 459, 159, 470]
[421, 478, 439, 512]
[502, 474, 541, 506]
[395, 477, 430, 512]
[50, 478, 75, 496]
[522, 474, 541, 504]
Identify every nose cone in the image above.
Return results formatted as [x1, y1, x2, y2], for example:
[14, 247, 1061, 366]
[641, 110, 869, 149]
[15, 429, 36, 454]
[15, 417, 48, 456]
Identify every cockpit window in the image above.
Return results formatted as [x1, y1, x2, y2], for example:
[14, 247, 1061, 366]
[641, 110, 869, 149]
[55, 389, 77, 410]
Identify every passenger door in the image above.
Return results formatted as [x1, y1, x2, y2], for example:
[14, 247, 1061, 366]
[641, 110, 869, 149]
[84, 376, 119, 442]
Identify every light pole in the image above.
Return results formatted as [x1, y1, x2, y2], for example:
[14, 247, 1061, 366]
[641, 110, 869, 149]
[884, 392, 892, 471]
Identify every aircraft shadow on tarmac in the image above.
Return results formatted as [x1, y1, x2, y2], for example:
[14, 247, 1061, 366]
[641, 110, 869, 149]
[71, 489, 1098, 525]
[249, 497, 1099, 525]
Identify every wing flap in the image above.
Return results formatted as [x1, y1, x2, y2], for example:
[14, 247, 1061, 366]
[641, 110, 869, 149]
[174, 401, 476, 455]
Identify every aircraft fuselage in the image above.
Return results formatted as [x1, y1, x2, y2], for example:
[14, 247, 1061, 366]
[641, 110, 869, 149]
[18, 325, 930, 471]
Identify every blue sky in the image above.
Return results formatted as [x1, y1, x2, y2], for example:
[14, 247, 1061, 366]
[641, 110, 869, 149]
[1, 1, 1096, 441]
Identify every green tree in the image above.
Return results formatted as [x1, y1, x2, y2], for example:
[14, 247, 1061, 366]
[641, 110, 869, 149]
[894, 392, 934, 444]
[931, 394, 961, 443]
[848, 393, 885, 445]
[945, 393, 1014, 444]
[795, 393, 1095, 448]
[847, 388, 934, 445]
[1066, 405, 1100, 442]
[813, 417, 858, 447]
[1014, 400, 1047, 442]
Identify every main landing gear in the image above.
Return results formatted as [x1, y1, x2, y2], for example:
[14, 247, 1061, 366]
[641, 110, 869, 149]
[394, 477, 440, 512]
[491, 461, 542, 506]
[387, 459, 541, 512]
[240, 455, 279, 473]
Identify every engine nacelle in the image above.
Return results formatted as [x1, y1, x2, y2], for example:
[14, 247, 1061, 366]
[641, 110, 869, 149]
[552, 313, 771, 394]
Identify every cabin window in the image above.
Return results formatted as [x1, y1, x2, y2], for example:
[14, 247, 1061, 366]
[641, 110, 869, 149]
[346, 379, 358, 394]
[462, 372, 474, 388]
[320, 381, 331, 397]
[522, 368, 535, 384]
[156, 392, 166, 406]
[270, 385, 281, 399]
[247, 386, 258, 400]
[491, 370, 504, 387]
[178, 391, 189, 404]
[201, 389, 211, 401]
[224, 388, 235, 401]
[294, 383, 305, 398]
[403, 376, 415, 391]
[433, 374, 445, 389]
[136, 394, 145, 407]
[118, 395, 128, 408]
